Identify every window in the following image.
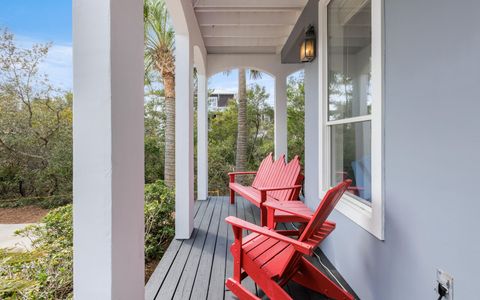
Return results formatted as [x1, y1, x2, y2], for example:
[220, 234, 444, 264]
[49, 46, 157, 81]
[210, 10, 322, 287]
[320, 0, 384, 239]
[208, 96, 218, 109]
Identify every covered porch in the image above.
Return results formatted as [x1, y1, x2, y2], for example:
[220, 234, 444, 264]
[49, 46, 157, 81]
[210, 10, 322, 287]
[73, 0, 322, 297]
[145, 196, 357, 299]
[166, 0, 319, 240]
[72, 0, 480, 298]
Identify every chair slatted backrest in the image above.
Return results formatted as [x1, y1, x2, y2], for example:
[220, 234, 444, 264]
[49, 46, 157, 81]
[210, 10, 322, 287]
[279, 180, 351, 278]
[251, 153, 275, 188]
[252, 154, 302, 202]
[298, 180, 351, 242]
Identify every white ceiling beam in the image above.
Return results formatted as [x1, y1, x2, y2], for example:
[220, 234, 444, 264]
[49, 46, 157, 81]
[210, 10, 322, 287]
[206, 46, 277, 54]
[195, 7, 302, 13]
[196, 11, 300, 26]
[200, 25, 293, 38]
[204, 37, 284, 47]
[193, 0, 307, 9]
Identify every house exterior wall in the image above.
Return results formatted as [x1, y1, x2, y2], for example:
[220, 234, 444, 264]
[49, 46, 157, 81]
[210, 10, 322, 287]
[318, 0, 480, 299]
[217, 94, 233, 108]
[300, 0, 320, 208]
[303, 59, 320, 206]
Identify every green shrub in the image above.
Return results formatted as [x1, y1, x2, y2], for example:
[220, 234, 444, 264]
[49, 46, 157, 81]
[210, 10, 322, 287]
[0, 195, 72, 209]
[0, 205, 73, 299]
[0, 180, 175, 299]
[144, 180, 175, 261]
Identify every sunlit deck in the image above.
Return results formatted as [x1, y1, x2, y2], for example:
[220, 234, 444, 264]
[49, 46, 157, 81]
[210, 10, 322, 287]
[145, 196, 357, 300]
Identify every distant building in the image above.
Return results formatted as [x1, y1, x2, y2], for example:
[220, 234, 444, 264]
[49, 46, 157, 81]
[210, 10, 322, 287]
[208, 90, 236, 111]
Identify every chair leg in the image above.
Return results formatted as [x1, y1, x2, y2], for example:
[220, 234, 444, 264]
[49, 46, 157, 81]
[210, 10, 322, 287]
[260, 206, 267, 227]
[226, 278, 260, 300]
[230, 189, 235, 204]
[292, 257, 354, 300]
[267, 207, 275, 229]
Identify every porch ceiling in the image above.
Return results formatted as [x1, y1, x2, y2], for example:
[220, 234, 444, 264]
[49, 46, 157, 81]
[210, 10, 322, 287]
[192, 0, 308, 54]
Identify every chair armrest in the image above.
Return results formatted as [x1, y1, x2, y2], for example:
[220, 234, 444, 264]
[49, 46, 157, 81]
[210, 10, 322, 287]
[263, 200, 312, 221]
[256, 185, 302, 204]
[225, 216, 313, 255]
[228, 172, 257, 183]
[256, 185, 302, 192]
[228, 171, 257, 176]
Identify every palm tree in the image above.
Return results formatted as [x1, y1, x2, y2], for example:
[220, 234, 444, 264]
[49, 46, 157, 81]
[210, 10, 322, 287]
[235, 68, 262, 172]
[144, 0, 176, 187]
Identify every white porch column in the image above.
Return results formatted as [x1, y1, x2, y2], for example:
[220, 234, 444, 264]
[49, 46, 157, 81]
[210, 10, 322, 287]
[73, 0, 144, 298]
[275, 74, 288, 160]
[197, 72, 209, 200]
[175, 34, 194, 239]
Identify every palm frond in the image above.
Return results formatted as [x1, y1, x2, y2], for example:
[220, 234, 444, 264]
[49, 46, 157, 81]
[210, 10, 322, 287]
[249, 69, 262, 80]
[144, 0, 175, 77]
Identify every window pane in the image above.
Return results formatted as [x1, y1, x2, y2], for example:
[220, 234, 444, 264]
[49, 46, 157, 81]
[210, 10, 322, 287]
[327, 0, 372, 121]
[331, 121, 371, 202]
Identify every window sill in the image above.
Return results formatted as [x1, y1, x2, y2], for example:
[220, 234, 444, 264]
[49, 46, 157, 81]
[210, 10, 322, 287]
[326, 192, 384, 240]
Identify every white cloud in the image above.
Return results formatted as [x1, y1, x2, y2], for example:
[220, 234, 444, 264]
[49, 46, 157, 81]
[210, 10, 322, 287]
[41, 44, 72, 90]
[14, 36, 73, 90]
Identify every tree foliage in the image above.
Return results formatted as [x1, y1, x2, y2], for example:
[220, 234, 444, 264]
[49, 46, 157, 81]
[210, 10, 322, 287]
[208, 76, 305, 195]
[144, 92, 166, 184]
[0, 29, 72, 202]
[144, 0, 176, 187]
[208, 84, 274, 194]
[287, 72, 305, 164]
[0, 180, 175, 299]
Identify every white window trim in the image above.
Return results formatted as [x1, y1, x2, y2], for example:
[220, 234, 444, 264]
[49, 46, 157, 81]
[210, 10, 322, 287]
[318, 0, 385, 240]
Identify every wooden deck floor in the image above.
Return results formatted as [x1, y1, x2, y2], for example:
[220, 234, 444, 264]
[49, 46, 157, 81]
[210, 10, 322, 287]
[145, 196, 357, 300]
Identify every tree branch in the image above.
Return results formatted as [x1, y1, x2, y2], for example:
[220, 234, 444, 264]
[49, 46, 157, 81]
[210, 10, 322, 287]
[0, 136, 46, 160]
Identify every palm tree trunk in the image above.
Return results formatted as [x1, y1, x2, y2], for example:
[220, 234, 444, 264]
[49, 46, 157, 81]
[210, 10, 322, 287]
[163, 72, 175, 187]
[236, 68, 248, 172]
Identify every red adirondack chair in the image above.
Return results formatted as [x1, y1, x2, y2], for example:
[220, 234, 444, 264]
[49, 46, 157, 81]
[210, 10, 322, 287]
[228, 153, 303, 226]
[264, 200, 322, 236]
[225, 180, 354, 300]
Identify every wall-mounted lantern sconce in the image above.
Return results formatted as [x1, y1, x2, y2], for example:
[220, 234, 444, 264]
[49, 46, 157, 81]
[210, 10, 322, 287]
[300, 25, 316, 62]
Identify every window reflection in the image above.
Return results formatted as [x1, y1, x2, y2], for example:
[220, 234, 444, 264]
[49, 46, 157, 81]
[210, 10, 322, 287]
[328, 0, 372, 121]
[331, 121, 372, 202]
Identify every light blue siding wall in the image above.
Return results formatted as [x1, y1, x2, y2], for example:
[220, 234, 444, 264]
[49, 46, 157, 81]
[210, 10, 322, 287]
[322, 0, 480, 299]
[304, 59, 320, 207]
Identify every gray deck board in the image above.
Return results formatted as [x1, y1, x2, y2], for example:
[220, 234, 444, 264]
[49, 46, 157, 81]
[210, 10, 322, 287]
[172, 198, 217, 300]
[190, 196, 222, 299]
[155, 200, 209, 299]
[207, 197, 229, 300]
[148, 196, 355, 300]
[145, 200, 203, 300]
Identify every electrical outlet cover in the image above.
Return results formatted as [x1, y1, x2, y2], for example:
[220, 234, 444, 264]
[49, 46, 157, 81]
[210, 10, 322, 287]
[436, 269, 454, 300]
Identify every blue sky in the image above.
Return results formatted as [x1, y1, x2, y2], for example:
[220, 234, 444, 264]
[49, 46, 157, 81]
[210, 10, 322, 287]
[209, 70, 276, 105]
[209, 70, 304, 105]
[0, 1, 72, 43]
[0, 0, 73, 89]
[0, 1, 301, 101]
